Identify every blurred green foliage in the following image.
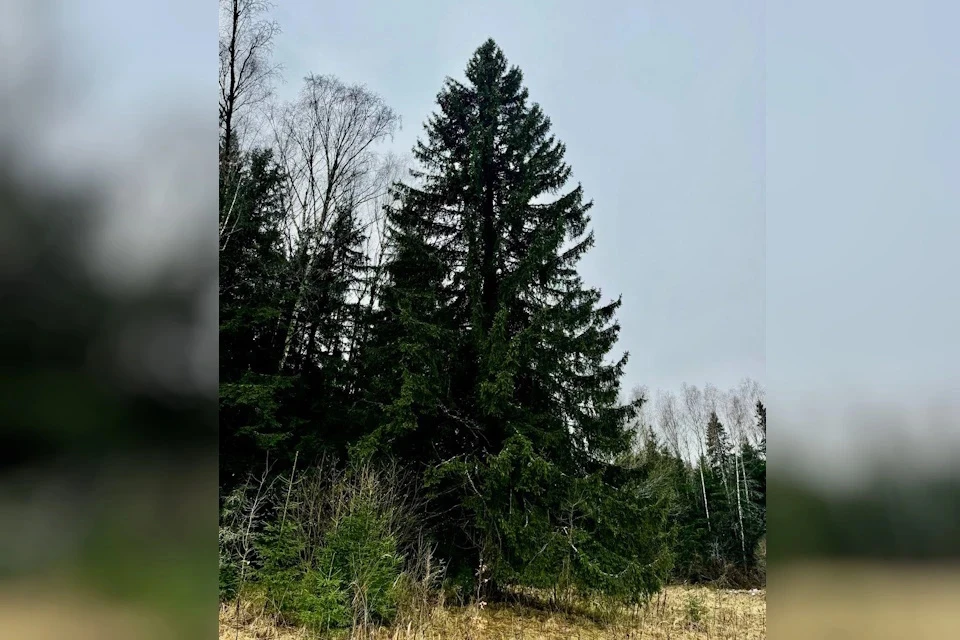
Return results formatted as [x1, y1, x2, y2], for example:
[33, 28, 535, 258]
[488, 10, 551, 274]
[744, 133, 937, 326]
[769, 473, 960, 563]
[1, 135, 215, 639]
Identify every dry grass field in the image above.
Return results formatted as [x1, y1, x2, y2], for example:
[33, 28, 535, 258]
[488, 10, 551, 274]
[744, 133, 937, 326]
[10, 564, 960, 639]
[219, 585, 766, 640]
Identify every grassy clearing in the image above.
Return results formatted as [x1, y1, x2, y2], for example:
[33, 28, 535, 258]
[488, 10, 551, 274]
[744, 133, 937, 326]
[219, 585, 766, 639]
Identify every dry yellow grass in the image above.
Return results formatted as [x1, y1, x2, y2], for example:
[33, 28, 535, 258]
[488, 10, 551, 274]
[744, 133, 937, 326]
[219, 585, 766, 639]
[220, 600, 311, 640]
[769, 562, 960, 639]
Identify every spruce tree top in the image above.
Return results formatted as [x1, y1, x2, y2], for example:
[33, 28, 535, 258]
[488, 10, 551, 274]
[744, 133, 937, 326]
[382, 38, 634, 468]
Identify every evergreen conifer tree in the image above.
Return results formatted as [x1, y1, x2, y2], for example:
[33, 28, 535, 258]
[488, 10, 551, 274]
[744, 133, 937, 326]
[705, 411, 732, 485]
[366, 39, 669, 600]
[219, 147, 296, 485]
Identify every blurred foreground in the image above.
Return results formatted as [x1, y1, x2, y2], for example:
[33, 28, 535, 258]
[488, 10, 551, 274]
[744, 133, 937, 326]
[0, 155, 216, 639]
[768, 471, 960, 638]
[0, 2, 215, 639]
[769, 473, 960, 562]
[770, 562, 960, 639]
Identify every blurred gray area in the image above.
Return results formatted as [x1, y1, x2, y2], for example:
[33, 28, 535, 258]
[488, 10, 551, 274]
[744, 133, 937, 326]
[1, 1, 215, 638]
[767, 0, 960, 566]
[768, 0, 960, 488]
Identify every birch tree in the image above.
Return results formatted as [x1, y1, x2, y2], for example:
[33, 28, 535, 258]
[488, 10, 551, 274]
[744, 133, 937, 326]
[219, 0, 281, 252]
[219, 0, 280, 166]
[654, 389, 683, 460]
[725, 388, 750, 565]
[681, 383, 713, 530]
[268, 75, 401, 371]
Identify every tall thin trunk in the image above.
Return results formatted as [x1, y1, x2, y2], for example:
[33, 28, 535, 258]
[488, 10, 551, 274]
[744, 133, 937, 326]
[734, 453, 747, 566]
[698, 462, 711, 531]
[718, 455, 730, 502]
[740, 447, 751, 501]
[279, 450, 299, 536]
[278, 251, 313, 371]
[222, 0, 239, 171]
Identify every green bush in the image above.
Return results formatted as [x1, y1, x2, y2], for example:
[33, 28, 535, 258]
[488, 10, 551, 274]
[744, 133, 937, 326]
[254, 519, 307, 614]
[252, 517, 351, 631]
[239, 462, 411, 631]
[317, 500, 404, 626]
[219, 482, 271, 603]
[684, 593, 706, 631]
[290, 569, 351, 631]
[442, 565, 475, 607]
[218, 548, 240, 601]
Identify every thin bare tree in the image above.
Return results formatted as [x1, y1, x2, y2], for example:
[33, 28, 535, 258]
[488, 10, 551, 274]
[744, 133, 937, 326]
[626, 385, 652, 455]
[656, 388, 711, 532]
[344, 155, 407, 369]
[219, 0, 281, 166]
[703, 383, 721, 419]
[218, 0, 282, 254]
[654, 389, 683, 460]
[737, 378, 765, 446]
[267, 74, 400, 371]
[724, 388, 750, 566]
[681, 383, 712, 530]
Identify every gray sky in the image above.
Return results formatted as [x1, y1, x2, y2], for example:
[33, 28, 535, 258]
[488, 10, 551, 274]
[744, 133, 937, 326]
[272, 0, 766, 398]
[768, 1, 960, 478]
[18, 0, 958, 483]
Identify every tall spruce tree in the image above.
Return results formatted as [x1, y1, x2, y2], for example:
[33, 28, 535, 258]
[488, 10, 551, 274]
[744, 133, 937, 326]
[705, 411, 732, 485]
[738, 437, 766, 573]
[701, 412, 734, 567]
[365, 40, 669, 601]
[745, 400, 767, 564]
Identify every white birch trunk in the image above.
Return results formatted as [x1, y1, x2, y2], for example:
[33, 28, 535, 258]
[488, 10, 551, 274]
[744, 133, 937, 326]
[698, 462, 711, 531]
[734, 452, 747, 565]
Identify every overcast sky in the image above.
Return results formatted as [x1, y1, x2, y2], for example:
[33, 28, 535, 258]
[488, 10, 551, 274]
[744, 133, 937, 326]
[768, 1, 960, 478]
[14, 0, 957, 483]
[271, 0, 766, 398]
